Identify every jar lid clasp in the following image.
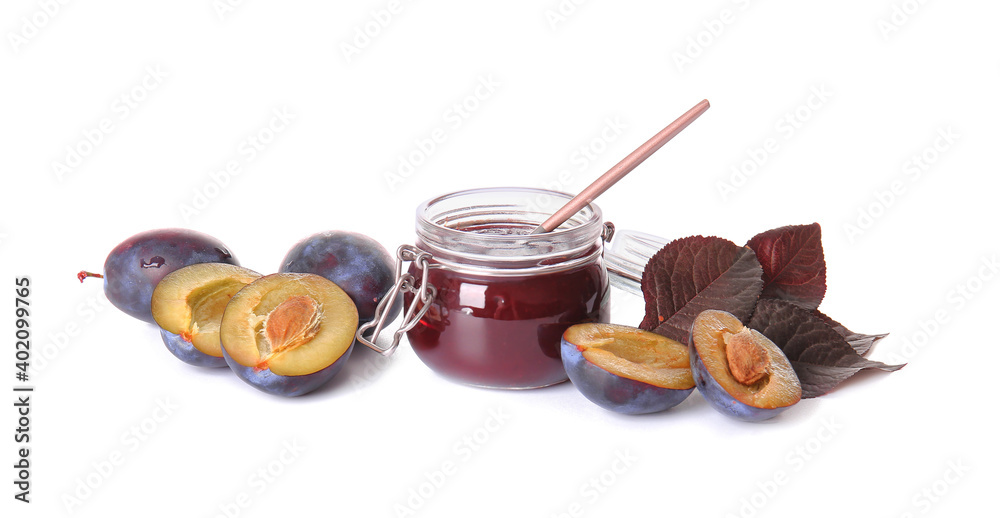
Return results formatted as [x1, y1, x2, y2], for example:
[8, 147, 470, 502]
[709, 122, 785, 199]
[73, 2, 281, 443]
[356, 245, 437, 356]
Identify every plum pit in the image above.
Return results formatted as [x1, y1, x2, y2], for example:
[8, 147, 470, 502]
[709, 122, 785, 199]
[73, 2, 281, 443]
[255, 295, 323, 370]
[723, 327, 770, 386]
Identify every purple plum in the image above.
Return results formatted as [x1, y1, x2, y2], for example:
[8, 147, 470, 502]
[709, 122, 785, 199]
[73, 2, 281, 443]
[561, 323, 694, 414]
[279, 231, 400, 324]
[79, 228, 239, 323]
[160, 329, 228, 368]
[151, 263, 261, 368]
[689, 310, 801, 422]
[220, 273, 359, 397]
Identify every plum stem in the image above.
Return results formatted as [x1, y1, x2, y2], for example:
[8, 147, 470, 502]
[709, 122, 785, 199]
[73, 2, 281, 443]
[77, 271, 104, 283]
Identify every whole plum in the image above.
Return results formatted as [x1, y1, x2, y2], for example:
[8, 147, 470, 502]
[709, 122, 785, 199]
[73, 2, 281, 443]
[79, 229, 239, 323]
[279, 231, 401, 324]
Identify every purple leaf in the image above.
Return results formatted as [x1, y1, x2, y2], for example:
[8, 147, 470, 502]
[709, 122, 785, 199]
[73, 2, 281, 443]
[639, 236, 763, 344]
[749, 299, 903, 398]
[812, 310, 888, 357]
[746, 223, 826, 310]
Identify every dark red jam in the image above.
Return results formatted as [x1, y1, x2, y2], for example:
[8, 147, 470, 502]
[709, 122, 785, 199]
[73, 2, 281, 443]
[405, 242, 609, 389]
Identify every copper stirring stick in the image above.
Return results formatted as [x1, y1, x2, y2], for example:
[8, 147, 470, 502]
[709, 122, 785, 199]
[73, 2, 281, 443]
[529, 99, 711, 234]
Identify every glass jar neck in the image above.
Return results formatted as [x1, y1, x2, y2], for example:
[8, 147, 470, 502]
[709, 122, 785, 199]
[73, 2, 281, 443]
[415, 187, 605, 274]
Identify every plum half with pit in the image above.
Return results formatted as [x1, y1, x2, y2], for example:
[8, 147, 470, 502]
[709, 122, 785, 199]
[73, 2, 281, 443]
[689, 310, 801, 421]
[220, 273, 359, 397]
[151, 263, 261, 367]
[561, 323, 695, 414]
[278, 231, 400, 324]
[78, 228, 239, 323]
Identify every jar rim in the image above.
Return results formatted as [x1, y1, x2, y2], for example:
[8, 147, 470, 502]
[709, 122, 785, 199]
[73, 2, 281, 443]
[414, 187, 605, 272]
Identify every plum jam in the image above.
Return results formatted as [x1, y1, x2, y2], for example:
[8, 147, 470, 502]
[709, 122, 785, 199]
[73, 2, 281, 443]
[401, 188, 611, 389]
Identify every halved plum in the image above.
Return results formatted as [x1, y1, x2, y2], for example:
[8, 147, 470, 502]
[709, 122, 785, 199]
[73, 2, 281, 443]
[689, 310, 801, 421]
[220, 273, 359, 397]
[151, 263, 261, 367]
[561, 323, 695, 414]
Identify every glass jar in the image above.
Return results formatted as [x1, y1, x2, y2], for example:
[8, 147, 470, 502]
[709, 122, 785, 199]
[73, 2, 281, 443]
[358, 187, 612, 389]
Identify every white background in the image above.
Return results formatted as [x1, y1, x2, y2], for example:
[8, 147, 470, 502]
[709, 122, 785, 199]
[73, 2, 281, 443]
[2, 1, 997, 517]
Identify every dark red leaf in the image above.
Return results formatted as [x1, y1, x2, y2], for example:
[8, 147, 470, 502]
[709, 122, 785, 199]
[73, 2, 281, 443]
[812, 310, 888, 357]
[749, 299, 903, 398]
[639, 236, 763, 343]
[746, 223, 827, 310]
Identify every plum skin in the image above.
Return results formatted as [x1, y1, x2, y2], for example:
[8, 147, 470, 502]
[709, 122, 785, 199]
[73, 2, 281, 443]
[222, 343, 354, 397]
[159, 329, 227, 368]
[279, 231, 401, 324]
[561, 338, 693, 415]
[102, 229, 238, 323]
[689, 343, 786, 422]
